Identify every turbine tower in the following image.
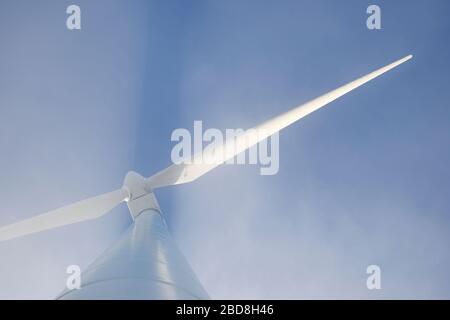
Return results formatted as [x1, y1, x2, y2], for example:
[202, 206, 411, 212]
[0, 55, 412, 299]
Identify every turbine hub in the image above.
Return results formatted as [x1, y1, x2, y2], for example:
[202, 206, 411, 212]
[123, 171, 161, 219]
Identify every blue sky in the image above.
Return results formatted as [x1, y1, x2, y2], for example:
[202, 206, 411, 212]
[0, 0, 450, 299]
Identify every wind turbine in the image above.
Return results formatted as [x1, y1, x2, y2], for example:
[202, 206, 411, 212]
[0, 55, 412, 299]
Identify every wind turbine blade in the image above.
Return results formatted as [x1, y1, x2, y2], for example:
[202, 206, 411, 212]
[0, 188, 129, 241]
[146, 55, 412, 189]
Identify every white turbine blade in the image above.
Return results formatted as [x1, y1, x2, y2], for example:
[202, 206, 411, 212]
[146, 55, 412, 189]
[0, 188, 129, 241]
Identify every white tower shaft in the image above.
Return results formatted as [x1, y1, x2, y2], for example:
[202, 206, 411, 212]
[57, 210, 209, 300]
